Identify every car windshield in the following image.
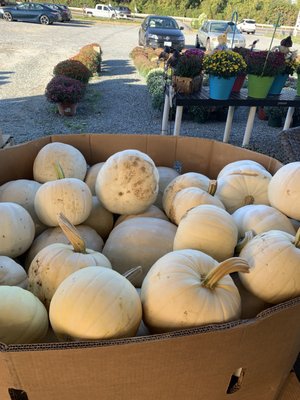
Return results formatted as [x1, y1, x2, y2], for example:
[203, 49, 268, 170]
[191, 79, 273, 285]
[245, 20, 256, 24]
[148, 17, 178, 29]
[210, 22, 237, 33]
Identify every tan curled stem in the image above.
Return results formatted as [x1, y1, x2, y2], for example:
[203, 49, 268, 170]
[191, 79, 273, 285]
[57, 212, 86, 253]
[202, 257, 250, 289]
[123, 266, 143, 283]
[294, 228, 300, 248]
[235, 230, 255, 254]
[208, 180, 218, 196]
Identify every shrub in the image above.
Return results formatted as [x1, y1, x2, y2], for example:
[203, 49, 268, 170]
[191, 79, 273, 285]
[72, 43, 102, 75]
[146, 68, 166, 110]
[53, 59, 92, 84]
[45, 75, 86, 104]
[130, 46, 163, 77]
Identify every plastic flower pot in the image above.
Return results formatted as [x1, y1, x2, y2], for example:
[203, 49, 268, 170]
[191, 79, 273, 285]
[268, 74, 289, 96]
[247, 75, 274, 99]
[209, 76, 236, 100]
[232, 74, 247, 93]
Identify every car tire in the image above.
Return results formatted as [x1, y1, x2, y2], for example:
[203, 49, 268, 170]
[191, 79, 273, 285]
[3, 12, 13, 22]
[40, 15, 50, 25]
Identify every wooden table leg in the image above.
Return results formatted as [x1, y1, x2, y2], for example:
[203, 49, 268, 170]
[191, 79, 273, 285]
[242, 106, 257, 147]
[173, 106, 183, 136]
[223, 106, 235, 143]
[283, 107, 295, 131]
[161, 93, 170, 135]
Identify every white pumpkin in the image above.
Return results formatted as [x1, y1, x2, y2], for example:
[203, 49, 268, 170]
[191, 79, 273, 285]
[239, 229, 300, 304]
[0, 286, 48, 344]
[268, 162, 300, 220]
[83, 196, 114, 240]
[84, 162, 105, 195]
[34, 178, 93, 226]
[25, 224, 104, 270]
[95, 149, 159, 214]
[217, 160, 268, 179]
[215, 169, 272, 214]
[0, 202, 35, 258]
[173, 204, 238, 262]
[162, 172, 210, 218]
[141, 250, 249, 333]
[169, 184, 225, 225]
[232, 204, 296, 239]
[154, 166, 180, 210]
[102, 217, 177, 287]
[28, 214, 111, 308]
[0, 256, 28, 288]
[49, 267, 142, 340]
[33, 142, 87, 183]
[114, 205, 169, 227]
[0, 179, 46, 236]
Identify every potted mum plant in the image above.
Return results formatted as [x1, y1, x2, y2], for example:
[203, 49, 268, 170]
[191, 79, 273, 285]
[45, 75, 86, 116]
[172, 48, 205, 95]
[245, 50, 286, 98]
[203, 50, 247, 100]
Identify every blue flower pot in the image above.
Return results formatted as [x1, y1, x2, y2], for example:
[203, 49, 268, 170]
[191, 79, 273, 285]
[268, 74, 289, 96]
[209, 76, 236, 100]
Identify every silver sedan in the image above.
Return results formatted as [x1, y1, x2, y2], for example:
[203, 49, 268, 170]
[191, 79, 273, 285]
[198, 20, 246, 51]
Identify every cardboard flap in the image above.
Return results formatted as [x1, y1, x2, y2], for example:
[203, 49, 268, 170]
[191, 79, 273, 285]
[1, 298, 300, 400]
[0, 135, 282, 185]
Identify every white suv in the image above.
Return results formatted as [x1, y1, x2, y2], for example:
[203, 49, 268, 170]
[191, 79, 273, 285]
[237, 19, 256, 34]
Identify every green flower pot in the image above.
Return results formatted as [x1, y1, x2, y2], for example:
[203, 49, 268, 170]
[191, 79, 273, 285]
[297, 74, 300, 96]
[247, 75, 275, 99]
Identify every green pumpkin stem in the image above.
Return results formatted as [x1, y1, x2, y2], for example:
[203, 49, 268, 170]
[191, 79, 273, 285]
[202, 257, 250, 290]
[244, 195, 254, 206]
[57, 212, 86, 253]
[54, 161, 65, 179]
[123, 266, 143, 283]
[294, 228, 300, 248]
[208, 180, 217, 196]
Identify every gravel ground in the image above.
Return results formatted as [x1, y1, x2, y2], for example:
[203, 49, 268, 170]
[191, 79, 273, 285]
[0, 18, 297, 163]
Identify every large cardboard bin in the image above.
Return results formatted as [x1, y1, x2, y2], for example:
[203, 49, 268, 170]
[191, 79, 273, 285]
[0, 134, 299, 400]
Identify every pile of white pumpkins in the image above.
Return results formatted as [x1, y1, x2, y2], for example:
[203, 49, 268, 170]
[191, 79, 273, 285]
[0, 142, 300, 345]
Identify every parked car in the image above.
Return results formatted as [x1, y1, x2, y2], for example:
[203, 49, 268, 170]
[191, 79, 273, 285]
[198, 20, 246, 51]
[57, 4, 72, 21]
[138, 15, 185, 51]
[237, 19, 256, 34]
[84, 3, 116, 19]
[43, 3, 71, 22]
[114, 5, 131, 19]
[0, 2, 61, 24]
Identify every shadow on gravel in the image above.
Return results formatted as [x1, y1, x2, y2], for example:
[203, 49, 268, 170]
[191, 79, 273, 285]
[0, 71, 14, 86]
[101, 59, 136, 76]
[55, 20, 96, 28]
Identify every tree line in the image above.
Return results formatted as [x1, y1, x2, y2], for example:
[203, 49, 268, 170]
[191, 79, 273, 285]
[71, 0, 299, 26]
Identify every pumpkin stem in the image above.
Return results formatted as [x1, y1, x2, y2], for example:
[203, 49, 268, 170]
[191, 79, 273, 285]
[123, 266, 143, 283]
[54, 162, 65, 179]
[294, 228, 300, 248]
[202, 257, 250, 290]
[57, 213, 86, 253]
[208, 180, 217, 196]
[244, 195, 254, 206]
[235, 230, 254, 254]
